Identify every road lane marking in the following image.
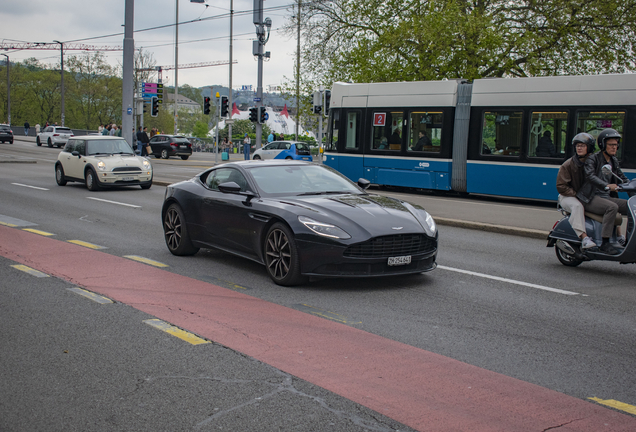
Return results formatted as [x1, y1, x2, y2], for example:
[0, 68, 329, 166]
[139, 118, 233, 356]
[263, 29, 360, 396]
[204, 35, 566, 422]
[143, 319, 210, 345]
[437, 265, 580, 296]
[67, 240, 107, 250]
[67, 287, 113, 304]
[588, 397, 636, 415]
[294, 304, 362, 324]
[10, 264, 49, 278]
[11, 183, 49, 191]
[22, 228, 55, 236]
[123, 255, 168, 267]
[86, 197, 141, 208]
[0, 214, 38, 227]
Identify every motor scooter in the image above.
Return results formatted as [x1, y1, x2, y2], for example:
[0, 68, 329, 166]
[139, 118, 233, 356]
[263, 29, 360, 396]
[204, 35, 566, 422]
[547, 164, 636, 266]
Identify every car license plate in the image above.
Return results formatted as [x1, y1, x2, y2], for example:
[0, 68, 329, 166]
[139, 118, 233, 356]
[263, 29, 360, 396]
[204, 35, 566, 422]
[121, 176, 135, 181]
[388, 255, 411, 266]
[180, 145, 187, 148]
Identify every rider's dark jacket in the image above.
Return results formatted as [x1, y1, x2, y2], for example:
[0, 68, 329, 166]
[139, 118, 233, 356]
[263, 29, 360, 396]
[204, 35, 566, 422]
[577, 151, 628, 204]
[556, 155, 587, 197]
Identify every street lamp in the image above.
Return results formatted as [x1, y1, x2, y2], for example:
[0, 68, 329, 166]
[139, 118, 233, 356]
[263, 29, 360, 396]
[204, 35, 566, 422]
[53, 40, 65, 126]
[1, 54, 9, 125]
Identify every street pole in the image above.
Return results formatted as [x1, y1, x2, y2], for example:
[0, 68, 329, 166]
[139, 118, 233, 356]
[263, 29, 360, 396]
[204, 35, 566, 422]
[295, 0, 301, 140]
[53, 41, 65, 126]
[1, 54, 9, 126]
[122, 0, 135, 146]
[215, 92, 220, 164]
[174, 0, 179, 135]
[253, 0, 271, 148]
[228, 0, 234, 145]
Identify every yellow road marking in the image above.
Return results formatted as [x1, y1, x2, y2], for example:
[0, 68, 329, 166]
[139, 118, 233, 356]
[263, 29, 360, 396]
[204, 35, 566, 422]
[123, 255, 168, 267]
[22, 228, 55, 236]
[296, 303, 362, 324]
[0, 221, 17, 227]
[67, 287, 113, 304]
[10, 264, 49, 278]
[143, 319, 210, 345]
[67, 240, 107, 250]
[588, 397, 636, 415]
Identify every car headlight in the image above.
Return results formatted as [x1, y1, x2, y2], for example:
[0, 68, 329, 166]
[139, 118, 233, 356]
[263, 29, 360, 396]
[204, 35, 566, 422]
[299, 216, 351, 239]
[143, 160, 151, 170]
[424, 211, 436, 234]
[97, 161, 106, 171]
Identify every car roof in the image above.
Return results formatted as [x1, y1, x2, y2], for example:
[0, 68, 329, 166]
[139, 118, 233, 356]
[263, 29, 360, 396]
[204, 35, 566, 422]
[70, 135, 125, 140]
[225, 160, 313, 169]
[152, 134, 187, 138]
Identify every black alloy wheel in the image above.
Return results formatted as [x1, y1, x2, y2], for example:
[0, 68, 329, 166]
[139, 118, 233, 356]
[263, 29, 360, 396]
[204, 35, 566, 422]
[164, 203, 199, 256]
[555, 246, 583, 267]
[55, 164, 67, 186]
[85, 168, 101, 191]
[264, 222, 306, 286]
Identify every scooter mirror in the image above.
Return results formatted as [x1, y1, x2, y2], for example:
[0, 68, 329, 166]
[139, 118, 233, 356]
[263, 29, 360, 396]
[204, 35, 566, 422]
[601, 164, 613, 176]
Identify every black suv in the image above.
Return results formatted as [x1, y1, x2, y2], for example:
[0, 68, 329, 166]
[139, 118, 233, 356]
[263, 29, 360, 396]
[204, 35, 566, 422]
[0, 124, 13, 144]
[148, 135, 193, 160]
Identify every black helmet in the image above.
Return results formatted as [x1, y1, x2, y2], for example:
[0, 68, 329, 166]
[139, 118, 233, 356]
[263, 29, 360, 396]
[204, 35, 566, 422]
[571, 132, 595, 155]
[597, 128, 621, 152]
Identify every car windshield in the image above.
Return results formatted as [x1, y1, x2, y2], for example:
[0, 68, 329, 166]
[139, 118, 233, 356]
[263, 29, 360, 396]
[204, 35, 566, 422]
[86, 139, 134, 155]
[248, 164, 363, 196]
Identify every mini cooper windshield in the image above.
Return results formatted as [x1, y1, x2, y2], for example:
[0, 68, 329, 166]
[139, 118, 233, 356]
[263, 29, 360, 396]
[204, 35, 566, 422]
[247, 164, 363, 196]
[87, 139, 134, 156]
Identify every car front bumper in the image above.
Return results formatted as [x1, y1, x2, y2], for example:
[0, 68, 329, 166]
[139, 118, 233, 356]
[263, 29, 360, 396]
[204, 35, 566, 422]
[96, 170, 153, 186]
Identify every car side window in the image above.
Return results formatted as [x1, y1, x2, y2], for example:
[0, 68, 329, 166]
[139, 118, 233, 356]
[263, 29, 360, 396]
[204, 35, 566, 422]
[206, 168, 248, 192]
[64, 140, 75, 153]
[264, 143, 276, 150]
[278, 142, 290, 150]
[75, 140, 86, 155]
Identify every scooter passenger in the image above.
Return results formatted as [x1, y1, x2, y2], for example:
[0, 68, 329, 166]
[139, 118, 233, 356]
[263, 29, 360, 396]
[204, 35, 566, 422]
[577, 128, 631, 255]
[556, 133, 597, 250]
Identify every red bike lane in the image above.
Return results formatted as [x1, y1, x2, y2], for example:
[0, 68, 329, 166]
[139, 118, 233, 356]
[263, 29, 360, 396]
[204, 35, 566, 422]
[1, 224, 634, 432]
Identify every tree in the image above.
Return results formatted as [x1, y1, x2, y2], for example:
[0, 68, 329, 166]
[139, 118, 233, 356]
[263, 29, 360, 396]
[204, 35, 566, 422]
[292, 0, 636, 85]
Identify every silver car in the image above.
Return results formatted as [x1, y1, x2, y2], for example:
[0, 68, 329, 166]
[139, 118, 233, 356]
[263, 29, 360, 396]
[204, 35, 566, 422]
[37, 126, 74, 148]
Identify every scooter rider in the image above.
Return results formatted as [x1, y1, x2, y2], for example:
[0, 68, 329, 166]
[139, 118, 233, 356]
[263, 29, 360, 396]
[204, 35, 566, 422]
[577, 128, 630, 255]
[556, 133, 597, 249]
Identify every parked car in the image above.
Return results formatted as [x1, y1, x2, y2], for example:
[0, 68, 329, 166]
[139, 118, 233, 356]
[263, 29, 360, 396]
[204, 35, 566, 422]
[55, 135, 152, 191]
[0, 124, 13, 144]
[252, 141, 313, 161]
[161, 160, 438, 286]
[37, 126, 74, 148]
[148, 134, 192, 160]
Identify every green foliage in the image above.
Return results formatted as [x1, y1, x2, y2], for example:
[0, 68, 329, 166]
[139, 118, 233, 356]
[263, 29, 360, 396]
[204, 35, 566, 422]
[295, 0, 636, 85]
[192, 121, 210, 138]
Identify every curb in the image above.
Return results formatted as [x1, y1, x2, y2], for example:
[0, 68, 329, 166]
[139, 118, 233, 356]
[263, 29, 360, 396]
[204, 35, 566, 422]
[150, 180, 549, 239]
[0, 160, 37, 164]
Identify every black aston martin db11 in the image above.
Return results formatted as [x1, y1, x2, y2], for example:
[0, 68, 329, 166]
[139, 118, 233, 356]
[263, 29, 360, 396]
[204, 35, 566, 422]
[162, 160, 438, 286]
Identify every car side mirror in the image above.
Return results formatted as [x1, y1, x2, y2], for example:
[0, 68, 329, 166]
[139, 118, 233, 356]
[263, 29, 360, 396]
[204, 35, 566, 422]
[357, 178, 371, 190]
[71, 151, 80, 158]
[218, 181, 242, 193]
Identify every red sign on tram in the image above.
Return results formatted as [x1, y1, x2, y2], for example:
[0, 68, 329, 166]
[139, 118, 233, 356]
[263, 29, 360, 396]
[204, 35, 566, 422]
[374, 113, 386, 126]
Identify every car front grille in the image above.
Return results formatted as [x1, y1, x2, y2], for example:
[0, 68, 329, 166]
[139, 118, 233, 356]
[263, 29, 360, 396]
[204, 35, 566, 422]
[344, 234, 436, 258]
[112, 167, 142, 173]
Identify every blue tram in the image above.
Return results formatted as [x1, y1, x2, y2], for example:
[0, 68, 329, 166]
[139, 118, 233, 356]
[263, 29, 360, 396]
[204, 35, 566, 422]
[324, 74, 636, 201]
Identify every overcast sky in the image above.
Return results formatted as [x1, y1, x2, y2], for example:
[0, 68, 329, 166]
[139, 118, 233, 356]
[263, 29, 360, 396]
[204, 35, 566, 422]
[1, 0, 298, 91]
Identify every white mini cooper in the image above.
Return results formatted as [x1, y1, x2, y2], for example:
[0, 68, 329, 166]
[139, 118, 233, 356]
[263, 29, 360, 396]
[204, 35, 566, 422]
[55, 136, 153, 191]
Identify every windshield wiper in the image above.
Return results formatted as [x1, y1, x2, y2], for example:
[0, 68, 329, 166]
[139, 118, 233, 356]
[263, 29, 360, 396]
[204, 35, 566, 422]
[297, 191, 348, 196]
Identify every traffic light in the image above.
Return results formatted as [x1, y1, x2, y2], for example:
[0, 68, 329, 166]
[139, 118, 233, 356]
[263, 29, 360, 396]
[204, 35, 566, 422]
[203, 97, 211, 115]
[258, 106, 267, 124]
[312, 91, 322, 115]
[221, 96, 229, 117]
[151, 96, 159, 117]
[249, 107, 258, 123]
[324, 90, 331, 115]
[143, 103, 148, 114]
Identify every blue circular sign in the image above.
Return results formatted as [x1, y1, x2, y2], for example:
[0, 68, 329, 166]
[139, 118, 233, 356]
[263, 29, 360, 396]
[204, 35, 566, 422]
[127, 107, 133, 115]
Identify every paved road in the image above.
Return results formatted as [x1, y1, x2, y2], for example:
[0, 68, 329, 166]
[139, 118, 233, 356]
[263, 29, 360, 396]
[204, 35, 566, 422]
[1, 137, 635, 430]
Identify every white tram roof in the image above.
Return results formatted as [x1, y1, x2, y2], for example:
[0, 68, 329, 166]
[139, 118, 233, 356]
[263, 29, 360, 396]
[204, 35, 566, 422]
[471, 73, 636, 106]
[331, 80, 460, 108]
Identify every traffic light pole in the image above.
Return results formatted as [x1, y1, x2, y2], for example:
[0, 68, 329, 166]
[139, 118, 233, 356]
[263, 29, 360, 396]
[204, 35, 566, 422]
[253, 0, 271, 149]
[215, 92, 220, 164]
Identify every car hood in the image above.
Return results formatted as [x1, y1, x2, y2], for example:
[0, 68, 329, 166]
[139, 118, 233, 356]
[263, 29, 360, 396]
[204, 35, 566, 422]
[91, 155, 149, 169]
[280, 193, 431, 237]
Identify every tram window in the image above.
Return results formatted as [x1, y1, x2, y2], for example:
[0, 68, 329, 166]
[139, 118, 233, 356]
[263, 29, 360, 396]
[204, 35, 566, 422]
[346, 111, 361, 149]
[408, 112, 443, 153]
[327, 110, 340, 151]
[529, 112, 568, 158]
[371, 111, 403, 151]
[576, 111, 625, 159]
[481, 111, 523, 156]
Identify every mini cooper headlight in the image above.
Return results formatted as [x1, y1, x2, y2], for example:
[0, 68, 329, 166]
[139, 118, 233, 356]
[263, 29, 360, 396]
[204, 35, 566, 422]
[97, 161, 106, 171]
[142, 159, 151, 170]
[299, 216, 351, 239]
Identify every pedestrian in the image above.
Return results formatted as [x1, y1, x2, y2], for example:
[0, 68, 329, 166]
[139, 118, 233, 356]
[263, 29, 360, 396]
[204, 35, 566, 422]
[141, 127, 150, 156]
[222, 136, 228, 153]
[136, 126, 144, 155]
[102, 124, 110, 136]
[116, 125, 122, 137]
[279, 133, 284, 141]
[98, 124, 104, 134]
[109, 124, 116, 136]
[267, 132, 274, 143]
[35, 124, 40, 135]
[24, 121, 30, 136]
[243, 133, 251, 160]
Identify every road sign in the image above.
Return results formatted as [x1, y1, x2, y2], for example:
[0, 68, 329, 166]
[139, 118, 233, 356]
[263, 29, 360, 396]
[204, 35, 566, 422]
[253, 97, 261, 102]
[225, 119, 234, 125]
[127, 107, 133, 115]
